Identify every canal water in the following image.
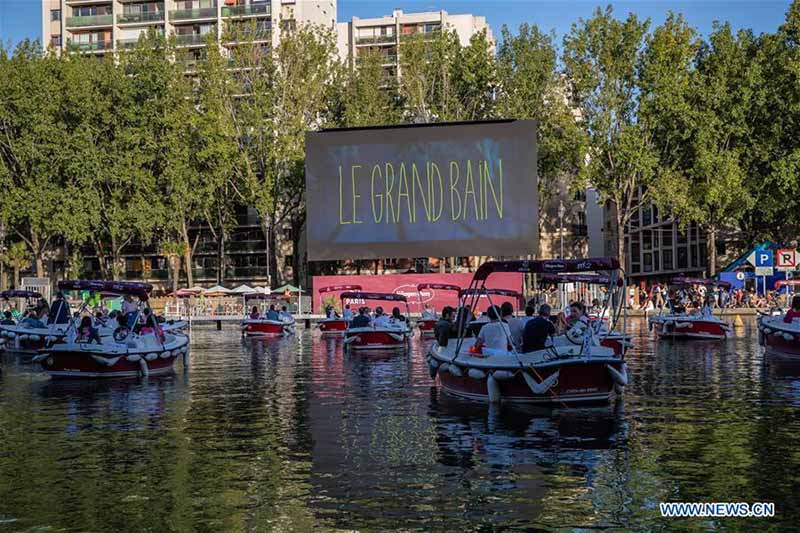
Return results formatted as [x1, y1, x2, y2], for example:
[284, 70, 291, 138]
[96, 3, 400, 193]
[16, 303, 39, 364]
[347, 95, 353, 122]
[0, 319, 797, 531]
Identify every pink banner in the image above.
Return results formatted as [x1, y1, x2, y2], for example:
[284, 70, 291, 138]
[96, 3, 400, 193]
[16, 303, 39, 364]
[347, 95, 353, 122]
[313, 273, 524, 313]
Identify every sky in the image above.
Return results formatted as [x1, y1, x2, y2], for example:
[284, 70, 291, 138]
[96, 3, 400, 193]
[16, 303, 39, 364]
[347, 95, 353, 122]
[0, 0, 793, 50]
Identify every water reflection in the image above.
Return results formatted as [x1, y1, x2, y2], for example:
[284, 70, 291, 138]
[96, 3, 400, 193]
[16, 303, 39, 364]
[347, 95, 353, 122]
[0, 320, 798, 530]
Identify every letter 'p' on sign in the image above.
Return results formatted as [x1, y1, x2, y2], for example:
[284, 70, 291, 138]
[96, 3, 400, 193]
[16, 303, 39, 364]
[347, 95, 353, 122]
[777, 249, 797, 268]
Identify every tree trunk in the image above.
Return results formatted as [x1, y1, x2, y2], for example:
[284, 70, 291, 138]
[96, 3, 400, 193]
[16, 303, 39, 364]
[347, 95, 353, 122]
[0, 263, 5, 291]
[707, 225, 717, 277]
[31, 230, 44, 277]
[94, 239, 109, 280]
[616, 212, 626, 271]
[13, 266, 20, 289]
[216, 228, 225, 285]
[111, 235, 122, 281]
[181, 220, 194, 288]
[261, 218, 271, 289]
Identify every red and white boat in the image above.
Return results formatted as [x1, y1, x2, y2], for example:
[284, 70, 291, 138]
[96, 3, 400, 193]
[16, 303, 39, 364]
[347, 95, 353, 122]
[33, 280, 189, 379]
[317, 284, 362, 337]
[758, 314, 800, 361]
[241, 292, 295, 338]
[540, 273, 633, 356]
[427, 258, 629, 406]
[342, 291, 413, 351]
[414, 283, 461, 338]
[648, 277, 732, 340]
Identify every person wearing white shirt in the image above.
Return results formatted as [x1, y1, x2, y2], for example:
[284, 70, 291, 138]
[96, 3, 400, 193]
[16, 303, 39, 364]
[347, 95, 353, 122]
[342, 305, 353, 321]
[475, 306, 511, 352]
[500, 302, 524, 350]
[373, 307, 391, 328]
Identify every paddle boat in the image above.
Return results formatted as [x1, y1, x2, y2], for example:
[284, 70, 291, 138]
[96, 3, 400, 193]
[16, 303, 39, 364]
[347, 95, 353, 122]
[539, 273, 633, 356]
[342, 291, 413, 351]
[414, 283, 461, 338]
[33, 280, 189, 378]
[241, 293, 296, 337]
[758, 283, 800, 361]
[0, 289, 45, 353]
[648, 277, 732, 340]
[427, 258, 628, 406]
[317, 284, 362, 337]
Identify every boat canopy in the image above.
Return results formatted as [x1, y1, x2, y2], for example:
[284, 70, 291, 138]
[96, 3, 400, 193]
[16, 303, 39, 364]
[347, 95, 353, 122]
[459, 288, 522, 299]
[0, 289, 42, 299]
[58, 280, 153, 300]
[318, 284, 362, 294]
[539, 273, 613, 285]
[670, 277, 732, 289]
[416, 283, 461, 292]
[340, 291, 408, 303]
[473, 258, 620, 280]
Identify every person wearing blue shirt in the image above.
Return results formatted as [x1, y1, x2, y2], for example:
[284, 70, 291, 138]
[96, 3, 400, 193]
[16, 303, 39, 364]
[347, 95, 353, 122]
[266, 305, 280, 321]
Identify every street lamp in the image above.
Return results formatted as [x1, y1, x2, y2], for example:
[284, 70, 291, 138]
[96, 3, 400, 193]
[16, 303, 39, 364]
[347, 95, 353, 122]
[558, 200, 566, 259]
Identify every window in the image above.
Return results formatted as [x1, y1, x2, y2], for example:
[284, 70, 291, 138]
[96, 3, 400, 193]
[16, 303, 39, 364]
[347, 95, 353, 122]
[384, 258, 398, 267]
[643, 252, 652, 273]
[51, 9, 61, 21]
[653, 250, 660, 271]
[643, 230, 652, 251]
[51, 35, 62, 47]
[662, 227, 673, 246]
[677, 247, 688, 269]
[663, 249, 673, 270]
[642, 206, 652, 226]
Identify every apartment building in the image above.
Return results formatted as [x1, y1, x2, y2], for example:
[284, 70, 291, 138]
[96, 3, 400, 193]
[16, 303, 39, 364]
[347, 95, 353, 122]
[42, 0, 335, 55]
[336, 9, 494, 78]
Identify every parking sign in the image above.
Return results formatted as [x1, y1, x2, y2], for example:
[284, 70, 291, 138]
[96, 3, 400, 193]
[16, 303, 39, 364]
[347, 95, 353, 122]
[755, 250, 773, 267]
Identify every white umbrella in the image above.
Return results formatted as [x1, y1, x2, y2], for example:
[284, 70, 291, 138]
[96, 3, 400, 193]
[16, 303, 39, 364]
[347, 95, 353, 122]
[203, 285, 232, 296]
[252, 286, 271, 295]
[231, 284, 256, 294]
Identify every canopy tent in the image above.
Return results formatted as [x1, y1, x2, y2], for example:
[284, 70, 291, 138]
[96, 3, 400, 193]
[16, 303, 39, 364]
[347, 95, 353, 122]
[203, 285, 233, 297]
[170, 288, 200, 298]
[274, 283, 302, 293]
[231, 284, 257, 294]
[251, 286, 271, 295]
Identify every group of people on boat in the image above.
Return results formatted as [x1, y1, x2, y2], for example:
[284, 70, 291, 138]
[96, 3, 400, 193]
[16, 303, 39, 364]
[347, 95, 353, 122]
[433, 300, 594, 353]
[349, 306, 408, 329]
[248, 304, 293, 321]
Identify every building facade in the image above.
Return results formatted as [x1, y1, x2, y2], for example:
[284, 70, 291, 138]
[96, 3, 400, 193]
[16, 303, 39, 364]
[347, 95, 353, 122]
[42, 0, 336, 56]
[336, 9, 494, 79]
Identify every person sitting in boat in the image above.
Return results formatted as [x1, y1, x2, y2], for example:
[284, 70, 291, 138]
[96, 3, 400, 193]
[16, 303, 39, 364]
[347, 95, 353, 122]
[421, 305, 436, 319]
[390, 306, 406, 325]
[700, 298, 714, 317]
[568, 301, 589, 326]
[501, 302, 524, 350]
[434, 306, 455, 347]
[76, 316, 102, 345]
[373, 307, 391, 328]
[36, 299, 50, 322]
[265, 305, 280, 321]
[122, 294, 138, 316]
[105, 310, 119, 331]
[522, 304, 556, 353]
[474, 305, 511, 352]
[455, 306, 477, 337]
[139, 308, 164, 342]
[113, 312, 131, 341]
[350, 307, 372, 329]
[279, 305, 292, 321]
[342, 305, 353, 321]
[47, 292, 70, 325]
[20, 310, 45, 329]
[249, 306, 261, 320]
[1, 310, 15, 325]
[783, 295, 800, 323]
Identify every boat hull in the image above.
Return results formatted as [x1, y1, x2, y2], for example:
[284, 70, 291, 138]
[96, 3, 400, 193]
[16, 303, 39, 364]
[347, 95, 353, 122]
[650, 316, 729, 340]
[759, 317, 800, 361]
[344, 328, 410, 351]
[242, 319, 294, 337]
[319, 319, 348, 336]
[417, 319, 437, 338]
[41, 351, 180, 378]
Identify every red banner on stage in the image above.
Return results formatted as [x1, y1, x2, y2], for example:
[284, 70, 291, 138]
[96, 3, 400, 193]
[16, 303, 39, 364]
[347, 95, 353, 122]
[313, 273, 524, 313]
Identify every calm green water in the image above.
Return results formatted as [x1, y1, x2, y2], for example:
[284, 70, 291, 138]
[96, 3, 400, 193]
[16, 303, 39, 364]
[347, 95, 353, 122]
[0, 319, 797, 531]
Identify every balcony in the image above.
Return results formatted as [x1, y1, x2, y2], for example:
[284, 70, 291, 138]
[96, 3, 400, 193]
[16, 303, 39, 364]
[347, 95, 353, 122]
[355, 34, 395, 45]
[174, 33, 211, 46]
[357, 53, 397, 65]
[65, 14, 113, 28]
[117, 9, 164, 25]
[67, 40, 113, 51]
[224, 28, 271, 43]
[117, 38, 140, 49]
[170, 7, 217, 21]
[221, 3, 270, 17]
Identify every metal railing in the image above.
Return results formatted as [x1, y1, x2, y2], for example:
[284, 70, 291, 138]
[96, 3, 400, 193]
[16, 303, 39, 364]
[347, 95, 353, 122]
[117, 8, 164, 24]
[221, 3, 270, 17]
[170, 7, 218, 21]
[355, 34, 395, 45]
[65, 14, 113, 27]
[67, 40, 112, 51]
[174, 33, 210, 46]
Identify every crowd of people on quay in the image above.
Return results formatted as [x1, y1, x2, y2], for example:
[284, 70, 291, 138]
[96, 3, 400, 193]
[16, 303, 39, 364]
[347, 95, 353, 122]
[633, 283, 785, 311]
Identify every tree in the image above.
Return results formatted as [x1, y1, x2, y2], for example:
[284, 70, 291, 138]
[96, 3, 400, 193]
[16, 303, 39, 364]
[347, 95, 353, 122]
[338, 49, 401, 127]
[563, 7, 658, 266]
[0, 242, 31, 289]
[642, 18, 757, 275]
[398, 30, 462, 122]
[231, 23, 341, 286]
[451, 30, 497, 121]
[0, 41, 93, 277]
[497, 24, 587, 248]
